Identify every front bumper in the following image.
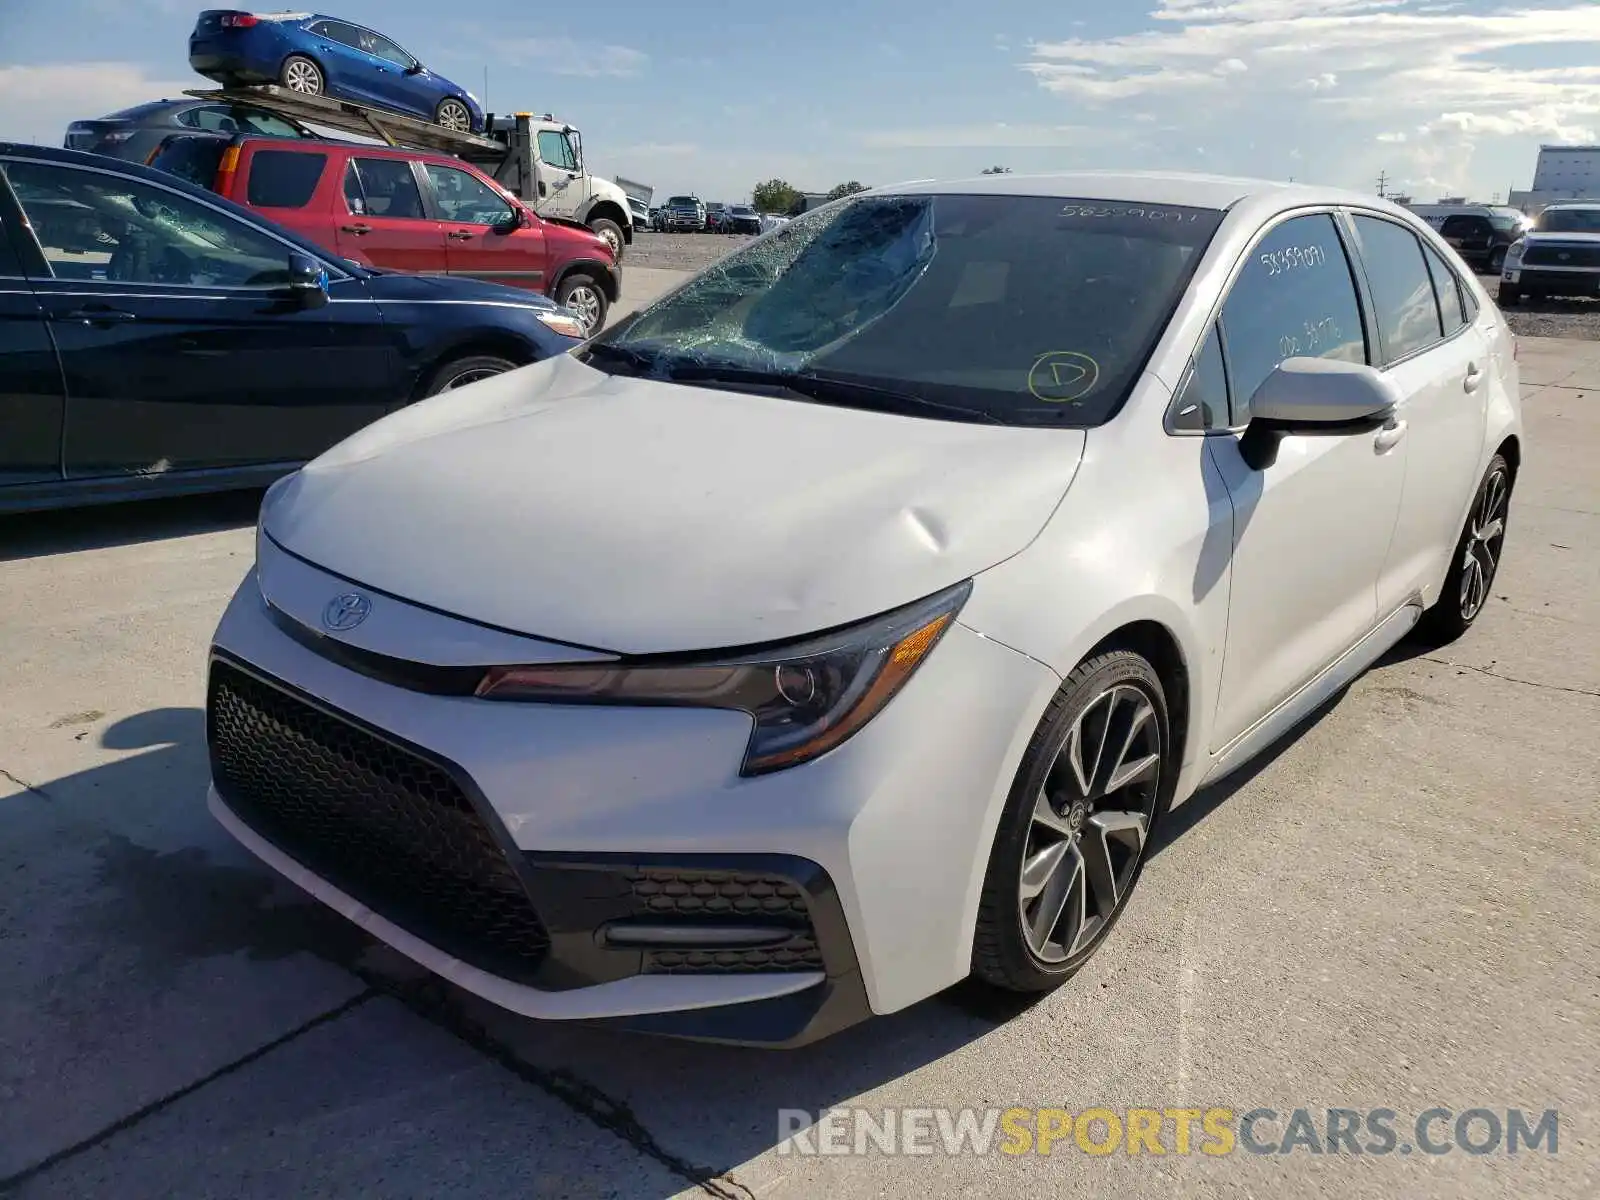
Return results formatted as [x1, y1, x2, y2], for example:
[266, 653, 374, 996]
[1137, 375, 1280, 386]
[205, 547, 1057, 1045]
[1502, 265, 1600, 296]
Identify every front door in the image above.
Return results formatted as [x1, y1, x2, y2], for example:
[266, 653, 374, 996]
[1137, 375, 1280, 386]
[533, 129, 583, 220]
[338, 157, 449, 273]
[1206, 211, 1408, 751]
[420, 162, 546, 291]
[1, 156, 395, 477]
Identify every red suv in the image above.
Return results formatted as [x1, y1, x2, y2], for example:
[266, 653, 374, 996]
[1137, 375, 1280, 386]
[147, 133, 618, 333]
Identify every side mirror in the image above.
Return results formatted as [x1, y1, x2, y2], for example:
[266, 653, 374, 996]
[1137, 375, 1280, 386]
[1238, 357, 1401, 471]
[405, 61, 424, 75]
[284, 251, 329, 309]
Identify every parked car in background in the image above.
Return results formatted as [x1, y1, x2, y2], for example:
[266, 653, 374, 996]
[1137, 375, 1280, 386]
[661, 194, 704, 231]
[145, 132, 618, 333]
[726, 204, 761, 234]
[0, 142, 585, 514]
[1499, 200, 1600, 305]
[188, 10, 484, 133]
[63, 97, 320, 164]
[704, 201, 729, 232]
[203, 174, 1520, 1047]
[1407, 204, 1529, 274]
[649, 206, 664, 231]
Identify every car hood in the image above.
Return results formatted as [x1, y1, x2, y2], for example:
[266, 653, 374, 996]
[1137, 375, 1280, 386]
[357, 271, 559, 310]
[1524, 230, 1600, 245]
[261, 354, 1087, 654]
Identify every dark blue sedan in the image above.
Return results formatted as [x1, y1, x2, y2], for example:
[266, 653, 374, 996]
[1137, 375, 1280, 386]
[0, 142, 584, 514]
[188, 10, 485, 133]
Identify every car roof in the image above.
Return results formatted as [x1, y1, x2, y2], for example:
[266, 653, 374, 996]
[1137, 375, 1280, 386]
[1542, 199, 1600, 209]
[870, 170, 1397, 214]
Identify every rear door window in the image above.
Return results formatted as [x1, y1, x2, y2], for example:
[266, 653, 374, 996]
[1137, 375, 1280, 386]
[349, 158, 426, 219]
[245, 149, 327, 209]
[1350, 215, 1444, 364]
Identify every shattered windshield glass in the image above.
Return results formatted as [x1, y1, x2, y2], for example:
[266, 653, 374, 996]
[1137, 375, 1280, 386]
[581, 192, 1225, 427]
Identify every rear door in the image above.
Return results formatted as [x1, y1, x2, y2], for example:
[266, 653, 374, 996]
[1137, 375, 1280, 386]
[419, 161, 546, 290]
[0, 154, 396, 477]
[1346, 213, 1490, 614]
[338, 155, 448, 273]
[0, 185, 65, 488]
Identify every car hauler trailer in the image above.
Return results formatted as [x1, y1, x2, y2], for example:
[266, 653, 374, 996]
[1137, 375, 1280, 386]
[183, 85, 635, 259]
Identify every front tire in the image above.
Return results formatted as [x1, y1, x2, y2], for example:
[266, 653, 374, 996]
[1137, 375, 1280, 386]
[1488, 246, 1507, 274]
[589, 217, 625, 262]
[973, 650, 1172, 993]
[421, 354, 517, 397]
[1498, 283, 1522, 307]
[1412, 454, 1512, 647]
[280, 55, 324, 96]
[555, 273, 608, 335]
[435, 97, 472, 132]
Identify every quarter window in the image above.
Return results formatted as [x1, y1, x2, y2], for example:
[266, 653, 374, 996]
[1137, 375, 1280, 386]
[1171, 325, 1230, 432]
[1351, 215, 1443, 363]
[423, 164, 513, 226]
[349, 157, 425, 219]
[3, 160, 294, 287]
[1422, 243, 1467, 336]
[245, 150, 327, 209]
[1219, 213, 1367, 423]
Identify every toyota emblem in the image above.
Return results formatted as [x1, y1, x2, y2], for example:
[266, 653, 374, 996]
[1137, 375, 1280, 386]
[322, 591, 372, 632]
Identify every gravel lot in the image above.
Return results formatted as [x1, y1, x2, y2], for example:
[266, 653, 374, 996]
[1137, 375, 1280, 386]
[626, 230, 755, 273]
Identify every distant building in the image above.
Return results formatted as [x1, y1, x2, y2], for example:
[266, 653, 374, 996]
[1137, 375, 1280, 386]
[1507, 145, 1600, 214]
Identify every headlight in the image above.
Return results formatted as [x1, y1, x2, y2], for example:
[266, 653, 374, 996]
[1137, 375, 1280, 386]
[536, 310, 589, 338]
[476, 580, 971, 775]
[1507, 240, 1526, 263]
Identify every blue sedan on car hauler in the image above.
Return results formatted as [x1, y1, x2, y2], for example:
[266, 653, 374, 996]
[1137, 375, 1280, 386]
[188, 10, 485, 133]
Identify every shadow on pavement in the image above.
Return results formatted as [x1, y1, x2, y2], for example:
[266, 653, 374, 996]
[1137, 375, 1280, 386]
[0, 489, 265, 563]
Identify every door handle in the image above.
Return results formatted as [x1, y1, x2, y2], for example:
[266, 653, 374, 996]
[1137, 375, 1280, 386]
[341, 223, 372, 235]
[61, 306, 135, 325]
[447, 230, 475, 240]
[1464, 363, 1484, 393]
[1374, 418, 1408, 453]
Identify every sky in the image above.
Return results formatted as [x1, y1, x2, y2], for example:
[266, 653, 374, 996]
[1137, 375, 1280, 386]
[3, 0, 1600, 204]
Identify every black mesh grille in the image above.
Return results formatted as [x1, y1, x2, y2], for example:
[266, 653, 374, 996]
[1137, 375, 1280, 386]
[208, 660, 551, 983]
[627, 869, 822, 974]
[1522, 243, 1600, 268]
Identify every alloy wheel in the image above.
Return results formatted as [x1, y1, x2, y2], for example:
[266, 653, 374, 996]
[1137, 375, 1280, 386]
[565, 284, 602, 334]
[1018, 684, 1161, 964]
[1460, 465, 1509, 621]
[437, 100, 471, 131]
[439, 366, 503, 391]
[284, 60, 322, 95]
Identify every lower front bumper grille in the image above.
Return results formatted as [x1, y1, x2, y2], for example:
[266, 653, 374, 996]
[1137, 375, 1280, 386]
[207, 659, 552, 984]
[625, 867, 824, 973]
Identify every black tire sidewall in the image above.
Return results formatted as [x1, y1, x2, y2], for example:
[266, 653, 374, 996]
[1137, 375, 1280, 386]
[1414, 453, 1512, 646]
[422, 354, 516, 398]
[555, 274, 607, 334]
[973, 650, 1174, 992]
[589, 218, 625, 262]
[281, 55, 322, 92]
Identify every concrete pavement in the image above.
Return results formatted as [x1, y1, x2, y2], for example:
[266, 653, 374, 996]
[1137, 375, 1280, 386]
[0, 334, 1595, 1198]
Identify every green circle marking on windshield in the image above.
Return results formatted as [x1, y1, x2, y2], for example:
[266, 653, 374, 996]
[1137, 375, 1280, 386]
[1027, 351, 1100, 403]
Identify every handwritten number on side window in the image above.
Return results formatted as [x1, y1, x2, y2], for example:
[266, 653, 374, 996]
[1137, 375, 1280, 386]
[1060, 205, 1200, 223]
[1279, 316, 1342, 359]
[1259, 243, 1328, 276]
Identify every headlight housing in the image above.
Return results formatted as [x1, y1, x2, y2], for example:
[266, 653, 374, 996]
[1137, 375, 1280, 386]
[476, 580, 972, 775]
[1506, 239, 1526, 263]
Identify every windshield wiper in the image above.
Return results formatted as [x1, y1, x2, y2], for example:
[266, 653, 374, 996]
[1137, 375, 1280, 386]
[579, 341, 661, 374]
[664, 364, 1006, 426]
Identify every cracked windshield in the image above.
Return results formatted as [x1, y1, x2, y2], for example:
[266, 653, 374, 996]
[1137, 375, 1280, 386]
[584, 194, 1223, 426]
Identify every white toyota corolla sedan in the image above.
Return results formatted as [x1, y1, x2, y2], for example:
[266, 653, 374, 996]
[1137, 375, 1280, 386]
[208, 172, 1521, 1047]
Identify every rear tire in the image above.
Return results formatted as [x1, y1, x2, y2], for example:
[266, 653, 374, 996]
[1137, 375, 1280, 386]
[1412, 453, 1512, 647]
[421, 354, 517, 397]
[588, 217, 625, 262]
[555, 273, 608, 336]
[972, 650, 1172, 993]
[280, 55, 324, 96]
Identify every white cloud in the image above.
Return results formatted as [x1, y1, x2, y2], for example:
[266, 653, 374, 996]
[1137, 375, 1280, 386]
[1377, 130, 1409, 143]
[0, 62, 196, 145]
[496, 38, 647, 78]
[1020, 1, 1600, 196]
